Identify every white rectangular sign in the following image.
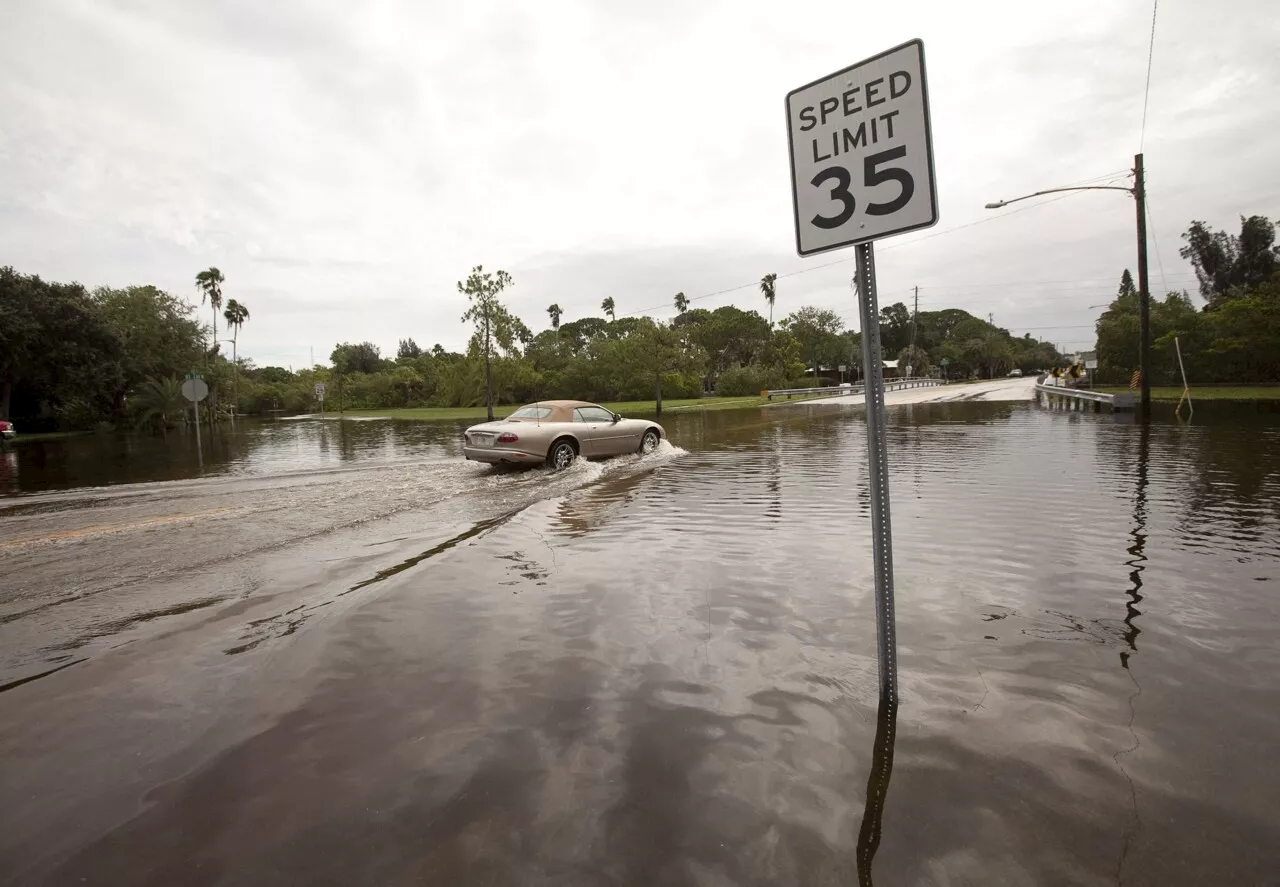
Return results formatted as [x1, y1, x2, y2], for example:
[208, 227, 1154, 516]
[786, 39, 938, 256]
[315, 382, 326, 400]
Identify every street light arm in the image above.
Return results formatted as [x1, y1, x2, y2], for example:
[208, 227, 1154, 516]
[984, 184, 1134, 209]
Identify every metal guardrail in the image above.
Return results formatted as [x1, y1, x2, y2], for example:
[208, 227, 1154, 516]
[1035, 381, 1136, 411]
[765, 377, 944, 400]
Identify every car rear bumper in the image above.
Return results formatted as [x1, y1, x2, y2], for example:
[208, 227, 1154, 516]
[463, 445, 544, 465]
[0, 430, 15, 440]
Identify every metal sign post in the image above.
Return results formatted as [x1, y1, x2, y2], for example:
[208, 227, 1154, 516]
[181, 374, 209, 467]
[854, 243, 897, 701]
[787, 39, 937, 702]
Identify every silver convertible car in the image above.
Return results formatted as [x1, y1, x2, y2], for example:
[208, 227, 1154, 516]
[463, 400, 664, 469]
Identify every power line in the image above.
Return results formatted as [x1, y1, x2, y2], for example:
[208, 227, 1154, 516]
[1140, 0, 1159, 150]
[1144, 192, 1172, 295]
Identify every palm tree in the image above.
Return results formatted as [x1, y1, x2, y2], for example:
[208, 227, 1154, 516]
[194, 267, 225, 356]
[674, 292, 688, 314]
[760, 273, 777, 326]
[131, 376, 187, 436]
[223, 299, 250, 413]
[601, 297, 615, 321]
[547, 303, 563, 350]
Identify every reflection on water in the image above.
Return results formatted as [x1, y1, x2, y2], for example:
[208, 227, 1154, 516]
[856, 694, 897, 886]
[2, 402, 1280, 885]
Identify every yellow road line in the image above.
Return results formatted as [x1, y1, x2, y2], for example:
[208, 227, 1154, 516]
[0, 507, 237, 549]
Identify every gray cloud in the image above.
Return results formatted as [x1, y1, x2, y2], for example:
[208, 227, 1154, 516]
[2, 0, 1276, 366]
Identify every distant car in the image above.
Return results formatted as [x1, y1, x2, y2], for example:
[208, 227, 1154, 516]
[1008, 369, 1023, 377]
[0, 420, 14, 446]
[463, 400, 664, 469]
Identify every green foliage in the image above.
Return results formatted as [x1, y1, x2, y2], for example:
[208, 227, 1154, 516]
[396, 337, 421, 360]
[601, 296, 616, 321]
[1180, 215, 1279, 305]
[331, 342, 385, 375]
[194, 267, 224, 345]
[1097, 269, 1280, 384]
[759, 274, 776, 325]
[716, 365, 785, 397]
[131, 376, 187, 432]
[781, 306, 844, 377]
[2, 267, 127, 428]
[95, 285, 204, 394]
[879, 302, 912, 353]
[896, 345, 931, 377]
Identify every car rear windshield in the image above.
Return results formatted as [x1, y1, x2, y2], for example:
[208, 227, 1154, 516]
[510, 406, 552, 418]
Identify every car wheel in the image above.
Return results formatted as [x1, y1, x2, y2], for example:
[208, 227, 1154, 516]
[547, 438, 577, 470]
[639, 428, 660, 455]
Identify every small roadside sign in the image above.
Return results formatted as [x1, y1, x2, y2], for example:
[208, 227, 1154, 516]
[940, 358, 950, 366]
[314, 383, 326, 400]
[180, 378, 209, 403]
[786, 39, 937, 256]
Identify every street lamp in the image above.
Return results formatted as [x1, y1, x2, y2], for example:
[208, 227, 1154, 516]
[985, 154, 1151, 418]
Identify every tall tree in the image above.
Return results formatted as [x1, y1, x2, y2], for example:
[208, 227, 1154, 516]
[1118, 269, 1137, 298]
[397, 338, 422, 359]
[331, 342, 383, 375]
[223, 298, 250, 412]
[94, 285, 204, 395]
[601, 296, 616, 321]
[674, 292, 689, 314]
[878, 302, 912, 353]
[1180, 215, 1280, 304]
[781, 306, 844, 382]
[759, 273, 777, 326]
[194, 267, 225, 359]
[459, 265, 516, 421]
[0, 267, 124, 425]
[547, 303, 563, 331]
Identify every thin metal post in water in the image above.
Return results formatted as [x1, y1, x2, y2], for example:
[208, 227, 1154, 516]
[192, 401, 203, 467]
[854, 242, 898, 702]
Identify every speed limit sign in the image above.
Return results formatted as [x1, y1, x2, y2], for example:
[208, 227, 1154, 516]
[786, 39, 937, 255]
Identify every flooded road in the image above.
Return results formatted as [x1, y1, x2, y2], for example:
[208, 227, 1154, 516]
[2, 403, 1279, 885]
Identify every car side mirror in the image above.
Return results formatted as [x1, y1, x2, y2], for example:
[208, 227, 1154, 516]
[612, 413, 622, 423]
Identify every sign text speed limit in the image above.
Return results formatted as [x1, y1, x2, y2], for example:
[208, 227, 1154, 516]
[786, 39, 938, 255]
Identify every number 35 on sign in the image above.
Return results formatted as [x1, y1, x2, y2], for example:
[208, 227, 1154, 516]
[786, 39, 938, 255]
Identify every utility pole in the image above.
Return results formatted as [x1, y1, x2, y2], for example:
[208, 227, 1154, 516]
[908, 286, 919, 377]
[1134, 153, 1151, 419]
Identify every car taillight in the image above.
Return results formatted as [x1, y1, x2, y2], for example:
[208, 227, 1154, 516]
[497, 433, 519, 443]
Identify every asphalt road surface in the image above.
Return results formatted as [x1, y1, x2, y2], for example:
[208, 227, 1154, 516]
[805, 375, 1038, 406]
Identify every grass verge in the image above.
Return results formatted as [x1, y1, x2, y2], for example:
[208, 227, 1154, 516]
[1097, 386, 1280, 401]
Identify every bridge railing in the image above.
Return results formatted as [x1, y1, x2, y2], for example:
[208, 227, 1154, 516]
[1034, 381, 1135, 411]
[765, 377, 944, 401]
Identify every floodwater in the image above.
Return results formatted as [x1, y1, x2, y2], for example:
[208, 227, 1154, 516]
[2, 403, 1279, 885]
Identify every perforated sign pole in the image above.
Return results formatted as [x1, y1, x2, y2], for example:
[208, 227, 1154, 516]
[787, 39, 937, 702]
[855, 242, 897, 702]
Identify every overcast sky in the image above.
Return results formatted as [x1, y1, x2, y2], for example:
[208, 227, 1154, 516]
[3, 0, 1277, 367]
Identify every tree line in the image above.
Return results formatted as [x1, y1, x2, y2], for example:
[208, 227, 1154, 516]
[1, 265, 246, 432]
[3, 259, 1075, 430]
[1095, 214, 1280, 385]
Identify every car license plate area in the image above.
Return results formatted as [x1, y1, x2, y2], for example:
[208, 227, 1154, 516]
[471, 433, 495, 447]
